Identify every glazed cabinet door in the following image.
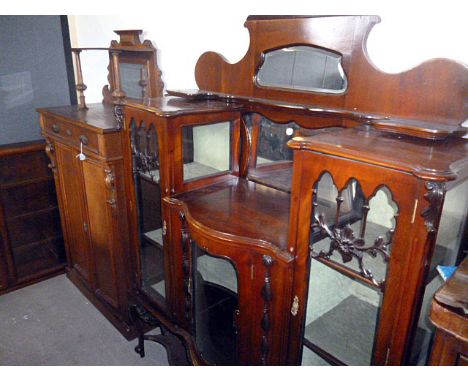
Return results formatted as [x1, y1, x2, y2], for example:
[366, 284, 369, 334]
[54, 141, 93, 285]
[289, 151, 428, 366]
[167, 204, 293, 365]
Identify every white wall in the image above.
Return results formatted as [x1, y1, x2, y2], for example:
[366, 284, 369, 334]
[67, 1, 467, 103]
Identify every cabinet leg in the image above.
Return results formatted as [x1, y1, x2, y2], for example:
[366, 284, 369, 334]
[128, 303, 190, 365]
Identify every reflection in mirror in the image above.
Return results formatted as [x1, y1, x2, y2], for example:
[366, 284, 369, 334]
[245, 114, 299, 192]
[182, 122, 233, 182]
[192, 243, 239, 365]
[120, 63, 146, 98]
[257, 45, 347, 93]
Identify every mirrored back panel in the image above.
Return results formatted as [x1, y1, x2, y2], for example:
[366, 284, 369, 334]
[256, 45, 347, 93]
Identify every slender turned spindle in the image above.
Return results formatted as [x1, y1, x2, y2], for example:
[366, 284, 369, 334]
[110, 50, 126, 103]
[139, 66, 149, 98]
[73, 50, 88, 110]
[359, 203, 371, 239]
[335, 191, 344, 226]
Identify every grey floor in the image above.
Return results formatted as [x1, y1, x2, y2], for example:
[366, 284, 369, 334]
[0, 275, 169, 365]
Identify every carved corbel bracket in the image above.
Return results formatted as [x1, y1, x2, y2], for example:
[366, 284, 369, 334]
[44, 138, 57, 173]
[422, 181, 445, 233]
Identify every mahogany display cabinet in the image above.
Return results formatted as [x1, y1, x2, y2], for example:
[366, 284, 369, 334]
[121, 16, 467, 365]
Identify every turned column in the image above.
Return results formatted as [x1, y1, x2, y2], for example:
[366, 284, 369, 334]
[110, 50, 126, 104]
[72, 49, 88, 110]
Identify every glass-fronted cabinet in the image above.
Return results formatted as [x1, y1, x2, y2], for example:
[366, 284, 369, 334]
[181, 121, 234, 183]
[130, 118, 167, 306]
[287, 126, 468, 366]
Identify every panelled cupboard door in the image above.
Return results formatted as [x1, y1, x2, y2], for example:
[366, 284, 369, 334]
[81, 158, 120, 309]
[54, 142, 93, 286]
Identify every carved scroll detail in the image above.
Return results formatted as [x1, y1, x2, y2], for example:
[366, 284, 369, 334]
[310, 177, 398, 289]
[311, 214, 392, 288]
[114, 104, 124, 131]
[260, 255, 274, 365]
[44, 138, 57, 173]
[130, 120, 160, 179]
[422, 181, 445, 233]
[179, 211, 192, 324]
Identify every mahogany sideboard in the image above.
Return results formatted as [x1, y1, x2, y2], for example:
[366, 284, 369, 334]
[35, 16, 467, 365]
[122, 15, 467, 365]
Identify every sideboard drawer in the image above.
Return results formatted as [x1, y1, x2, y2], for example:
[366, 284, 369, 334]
[43, 117, 100, 155]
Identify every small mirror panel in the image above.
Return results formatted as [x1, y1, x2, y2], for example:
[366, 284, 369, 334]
[256, 46, 347, 93]
[120, 63, 147, 98]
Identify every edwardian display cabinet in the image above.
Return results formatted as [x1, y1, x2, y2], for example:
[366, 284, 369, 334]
[122, 16, 467, 365]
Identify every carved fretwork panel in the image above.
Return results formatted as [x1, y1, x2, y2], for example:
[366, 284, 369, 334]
[309, 172, 399, 289]
[130, 118, 160, 180]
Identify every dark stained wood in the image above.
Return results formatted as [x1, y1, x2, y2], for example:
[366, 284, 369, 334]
[169, 178, 291, 254]
[288, 126, 468, 182]
[0, 140, 66, 295]
[125, 96, 243, 118]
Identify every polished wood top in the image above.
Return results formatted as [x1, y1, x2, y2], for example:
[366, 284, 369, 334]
[125, 96, 243, 117]
[434, 257, 468, 316]
[288, 126, 468, 182]
[38, 96, 243, 132]
[37, 103, 120, 133]
[169, 178, 291, 255]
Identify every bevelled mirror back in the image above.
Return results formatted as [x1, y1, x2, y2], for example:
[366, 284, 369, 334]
[256, 45, 347, 93]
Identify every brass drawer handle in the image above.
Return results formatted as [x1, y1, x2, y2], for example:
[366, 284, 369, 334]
[51, 124, 60, 133]
[80, 135, 88, 145]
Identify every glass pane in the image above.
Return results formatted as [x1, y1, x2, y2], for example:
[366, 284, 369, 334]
[192, 243, 239, 365]
[408, 179, 468, 365]
[182, 122, 232, 182]
[247, 114, 298, 192]
[257, 46, 347, 93]
[131, 119, 166, 303]
[304, 259, 382, 365]
[120, 63, 146, 99]
[301, 346, 332, 366]
[304, 175, 399, 365]
[310, 176, 397, 287]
